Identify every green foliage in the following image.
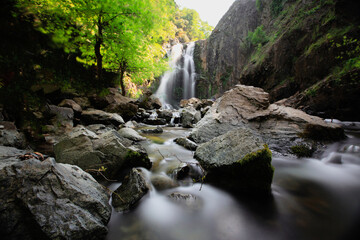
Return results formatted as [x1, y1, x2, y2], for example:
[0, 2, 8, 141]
[290, 144, 315, 158]
[271, 0, 285, 17]
[174, 8, 213, 41]
[256, 0, 264, 12]
[247, 25, 269, 48]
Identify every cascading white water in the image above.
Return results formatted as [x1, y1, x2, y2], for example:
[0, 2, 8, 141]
[182, 42, 196, 100]
[155, 43, 196, 109]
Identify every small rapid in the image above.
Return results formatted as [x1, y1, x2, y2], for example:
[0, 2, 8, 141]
[106, 122, 360, 240]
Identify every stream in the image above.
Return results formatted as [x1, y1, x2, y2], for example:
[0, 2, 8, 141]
[106, 122, 360, 240]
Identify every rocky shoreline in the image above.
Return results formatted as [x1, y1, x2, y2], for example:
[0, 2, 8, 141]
[0, 85, 345, 239]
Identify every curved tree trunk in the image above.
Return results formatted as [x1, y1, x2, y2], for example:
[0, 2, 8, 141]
[95, 13, 103, 81]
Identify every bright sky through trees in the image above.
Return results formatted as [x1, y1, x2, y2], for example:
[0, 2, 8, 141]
[175, 0, 236, 27]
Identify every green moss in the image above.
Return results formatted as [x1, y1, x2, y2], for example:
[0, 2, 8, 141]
[125, 149, 152, 169]
[290, 144, 315, 158]
[238, 144, 272, 166]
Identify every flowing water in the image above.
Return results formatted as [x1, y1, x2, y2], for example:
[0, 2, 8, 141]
[106, 122, 360, 240]
[155, 43, 196, 109]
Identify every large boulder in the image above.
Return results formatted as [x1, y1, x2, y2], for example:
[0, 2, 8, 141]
[181, 107, 201, 128]
[58, 99, 82, 113]
[0, 121, 26, 149]
[45, 104, 74, 130]
[54, 129, 151, 180]
[137, 89, 162, 110]
[189, 85, 344, 154]
[118, 127, 146, 142]
[112, 168, 150, 212]
[0, 157, 111, 240]
[81, 109, 125, 127]
[90, 88, 138, 121]
[195, 128, 274, 195]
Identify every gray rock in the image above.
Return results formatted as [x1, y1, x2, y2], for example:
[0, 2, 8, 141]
[81, 109, 124, 127]
[150, 174, 179, 191]
[124, 121, 139, 129]
[181, 107, 201, 128]
[73, 97, 91, 109]
[0, 121, 26, 149]
[46, 104, 74, 122]
[118, 128, 146, 142]
[54, 130, 151, 180]
[168, 192, 203, 210]
[112, 168, 150, 212]
[86, 124, 113, 135]
[174, 137, 198, 151]
[190, 85, 344, 154]
[140, 126, 164, 134]
[59, 99, 82, 113]
[156, 109, 173, 122]
[0, 158, 111, 240]
[195, 128, 274, 195]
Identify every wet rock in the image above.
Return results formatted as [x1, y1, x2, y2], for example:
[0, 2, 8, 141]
[45, 104, 74, 130]
[81, 109, 124, 127]
[150, 174, 179, 191]
[143, 118, 167, 125]
[180, 98, 214, 110]
[0, 157, 111, 240]
[118, 127, 146, 142]
[190, 85, 344, 154]
[124, 121, 139, 129]
[86, 124, 113, 135]
[168, 192, 203, 210]
[0, 121, 26, 149]
[112, 168, 150, 212]
[181, 107, 201, 128]
[140, 126, 164, 134]
[195, 128, 274, 195]
[58, 99, 82, 113]
[137, 89, 162, 110]
[156, 109, 173, 122]
[73, 97, 91, 109]
[54, 130, 151, 180]
[174, 137, 198, 151]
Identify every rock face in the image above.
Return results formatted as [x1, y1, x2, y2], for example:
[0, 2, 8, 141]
[0, 121, 26, 149]
[195, 128, 274, 195]
[81, 109, 125, 127]
[194, 0, 360, 120]
[112, 168, 150, 212]
[190, 85, 344, 154]
[54, 129, 151, 180]
[0, 157, 111, 240]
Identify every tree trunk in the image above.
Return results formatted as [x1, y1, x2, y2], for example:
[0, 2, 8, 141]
[95, 14, 103, 81]
[119, 61, 127, 96]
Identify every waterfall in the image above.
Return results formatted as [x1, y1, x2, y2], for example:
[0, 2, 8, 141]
[155, 42, 196, 109]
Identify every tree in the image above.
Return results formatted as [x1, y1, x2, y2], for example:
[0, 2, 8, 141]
[15, 0, 176, 94]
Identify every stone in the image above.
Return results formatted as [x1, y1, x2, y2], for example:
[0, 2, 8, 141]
[0, 121, 26, 149]
[189, 85, 344, 154]
[140, 126, 164, 134]
[150, 174, 179, 191]
[180, 98, 214, 110]
[73, 97, 91, 109]
[54, 129, 151, 180]
[0, 157, 111, 239]
[58, 99, 82, 113]
[112, 168, 150, 212]
[118, 127, 146, 142]
[137, 89, 162, 110]
[143, 118, 167, 125]
[181, 107, 201, 128]
[81, 109, 124, 127]
[168, 192, 203, 210]
[156, 109, 173, 122]
[86, 124, 113, 135]
[174, 137, 198, 151]
[45, 104, 74, 130]
[195, 128, 274, 195]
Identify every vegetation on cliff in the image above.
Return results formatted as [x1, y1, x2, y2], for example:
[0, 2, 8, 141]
[194, 0, 360, 120]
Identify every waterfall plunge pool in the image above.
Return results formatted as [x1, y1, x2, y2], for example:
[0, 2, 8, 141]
[106, 125, 360, 240]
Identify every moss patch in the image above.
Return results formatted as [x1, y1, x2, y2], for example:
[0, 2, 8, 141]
[290, 144, 316, 158]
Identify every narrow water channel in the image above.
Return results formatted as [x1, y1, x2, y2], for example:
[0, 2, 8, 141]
[106, 123, 360, 240]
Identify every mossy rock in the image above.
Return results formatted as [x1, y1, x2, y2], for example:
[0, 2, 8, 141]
[195, 128, 274, 195]
[290, 144, 316, 158]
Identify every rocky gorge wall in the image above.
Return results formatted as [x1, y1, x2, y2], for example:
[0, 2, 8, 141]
[194, 0, 360, 120]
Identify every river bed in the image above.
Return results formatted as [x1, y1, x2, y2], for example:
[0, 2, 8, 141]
[106, 123, 360, 240]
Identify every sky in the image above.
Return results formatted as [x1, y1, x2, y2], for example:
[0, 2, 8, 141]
[175, 0, 236, 27]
